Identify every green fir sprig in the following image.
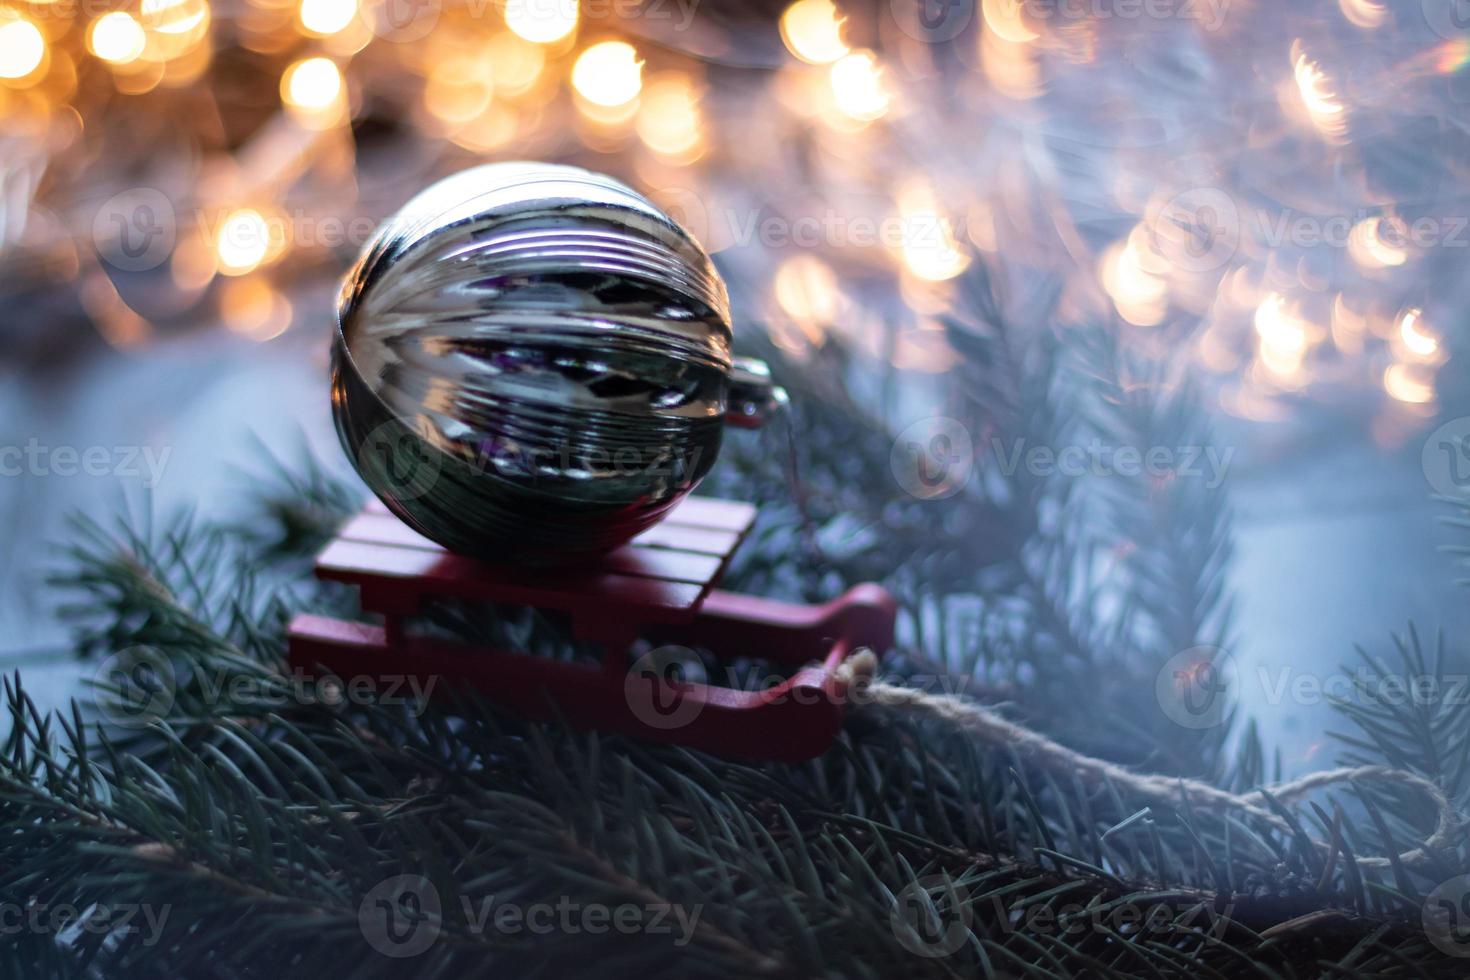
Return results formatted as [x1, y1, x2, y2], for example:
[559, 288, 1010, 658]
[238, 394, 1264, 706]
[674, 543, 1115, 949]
[2, 266, 1466, 978]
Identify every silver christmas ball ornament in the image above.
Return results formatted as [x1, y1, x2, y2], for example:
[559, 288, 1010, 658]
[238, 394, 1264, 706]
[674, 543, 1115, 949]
[332, 162, 785, 561]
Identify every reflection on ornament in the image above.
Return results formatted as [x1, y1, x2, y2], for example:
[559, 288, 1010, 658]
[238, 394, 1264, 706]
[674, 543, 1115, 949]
[333, 162, 786, 560]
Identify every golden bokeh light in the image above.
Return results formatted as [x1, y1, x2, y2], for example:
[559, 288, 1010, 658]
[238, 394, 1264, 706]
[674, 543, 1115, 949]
[113, 57, 165, 92]
[1101, 227, 1169, 327]
[1291, 40, 1346, 142]
[982, 0, 1039, 43]
[214, 208, 273, 276]
[1383, 362, 1434, 404]
[284, 55, 341, 108]
[0, 0, 1456, 427]
[1254, 292, 1315, 380]
[299, 0, 357, 36]
[488, 31, 544, 95]
[281, 55, 345, 127]
[829, 50, 888, 122]
[980, 25, 1041, 99]
[449, 103, 520, 152]
[221, 277, 292, 341]
[1347, 216, 1407, 269]
[139, 0, 212, 56]
[505, 0, 577, 45]
[143, 0, 209, 35]
[1338, 0, 1386, 30]
[424, 56, 493, 125]
[89, 13, 147, 66]
[774, 255, 840, 342]
[897, 184, 969, 283]
[0, 11, 45, 81]
[779, 0, 847, 65]
[1397, 308, 1440, 360]
[635, 72, 702, 159]
[572, 40, 642, 107]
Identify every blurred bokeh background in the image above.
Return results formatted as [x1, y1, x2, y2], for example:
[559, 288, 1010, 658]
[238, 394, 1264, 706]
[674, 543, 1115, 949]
[2, 0, 1468, 772]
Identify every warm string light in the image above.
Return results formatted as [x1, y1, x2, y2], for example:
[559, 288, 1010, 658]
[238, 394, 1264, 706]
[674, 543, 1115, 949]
[0, 0, 1454, 409]
[1291, 40, 1347, 142]
[89, 13, 147, 65]
[1338, 0, 1386, 30]
[221, 276, 292, 340]
[0, 9, 46, 81]
[896, 184, 968, 283]
[1101, 227, 1169, 327]
[779, 0, 846, 65]
[572, 40, 642, 108]
[981, 0, 1039, 43]
[1253, 292, 1316, 383]
[488, 31, 543, 95]
[1383, 363, 1434, 404]
[281, 55, 345, 128]
[423, 53, 493, 126]
[829, 50, 888, 122]
[773, 254, 839, 347]
[139, 0, 212, 61]
[504, 0, 577, 45]
[214, 208, 273, 276]
[299, 0, 357, 36]
[1398, 308, 1439, 360]
[635, 72, 702, 160]
[1347, 216, 1408, 269]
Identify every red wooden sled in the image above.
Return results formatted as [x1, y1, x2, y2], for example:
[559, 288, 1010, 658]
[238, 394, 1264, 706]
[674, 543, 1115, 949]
[286, 496, 896, 760]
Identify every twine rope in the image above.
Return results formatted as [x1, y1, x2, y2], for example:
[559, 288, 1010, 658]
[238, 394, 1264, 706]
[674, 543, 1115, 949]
[837, 650, 1459, 871]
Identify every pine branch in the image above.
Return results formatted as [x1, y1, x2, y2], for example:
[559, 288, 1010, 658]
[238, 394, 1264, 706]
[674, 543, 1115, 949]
[3, 297, 1466, 975]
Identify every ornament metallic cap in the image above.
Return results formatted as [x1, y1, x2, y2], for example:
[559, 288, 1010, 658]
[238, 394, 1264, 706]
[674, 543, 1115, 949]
[332, 161, 784, 561]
